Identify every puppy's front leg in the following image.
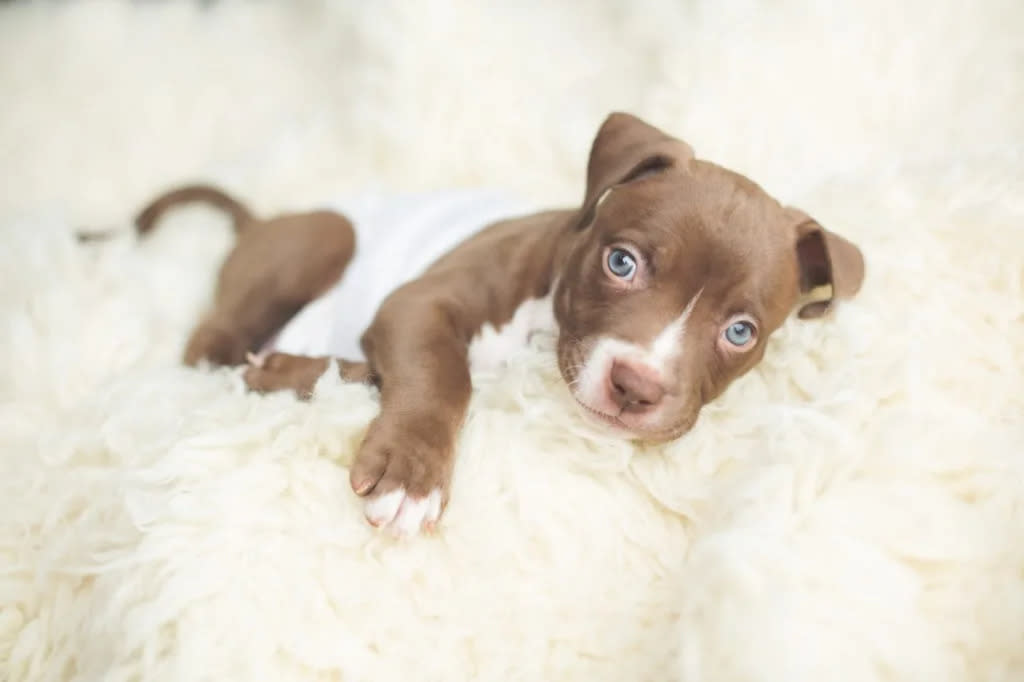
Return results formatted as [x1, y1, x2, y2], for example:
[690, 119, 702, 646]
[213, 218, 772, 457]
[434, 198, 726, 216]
[352, 292, 473, 536]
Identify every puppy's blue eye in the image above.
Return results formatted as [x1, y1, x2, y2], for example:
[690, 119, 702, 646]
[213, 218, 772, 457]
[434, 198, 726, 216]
[607, 248, 637, 279]
[724, 321, 755, 346]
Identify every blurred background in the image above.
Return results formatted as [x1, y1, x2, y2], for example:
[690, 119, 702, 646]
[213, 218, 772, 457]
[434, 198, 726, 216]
[1, 0, 1020, 227]
[2, 4, 1023, 681]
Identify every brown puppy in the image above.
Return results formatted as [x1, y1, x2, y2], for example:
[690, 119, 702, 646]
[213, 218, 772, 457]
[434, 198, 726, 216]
[144, 113, 865, 536]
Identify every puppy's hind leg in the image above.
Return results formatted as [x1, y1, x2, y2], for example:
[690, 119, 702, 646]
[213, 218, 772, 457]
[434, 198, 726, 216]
[184, 317, 251, 367]
[244, 352, 374, 399]
[187, 210, 356, 367]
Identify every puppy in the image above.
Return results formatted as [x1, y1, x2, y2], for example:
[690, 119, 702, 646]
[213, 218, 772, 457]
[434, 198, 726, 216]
[136, 112, 865, 536]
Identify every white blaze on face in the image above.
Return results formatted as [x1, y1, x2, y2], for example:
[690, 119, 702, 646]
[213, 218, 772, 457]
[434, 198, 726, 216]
[574, 290, 702, 410]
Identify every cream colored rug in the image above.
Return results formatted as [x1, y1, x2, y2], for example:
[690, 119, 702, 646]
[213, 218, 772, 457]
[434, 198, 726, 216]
[1, 1, 1022, 680]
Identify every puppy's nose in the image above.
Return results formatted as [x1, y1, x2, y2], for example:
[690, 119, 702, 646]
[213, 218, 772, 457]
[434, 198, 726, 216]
[608, 360, 665, 410]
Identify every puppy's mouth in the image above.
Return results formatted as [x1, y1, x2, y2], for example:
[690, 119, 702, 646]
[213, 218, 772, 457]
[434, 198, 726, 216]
[559, 338, 692, 442]
[574, 398, 628, 429]
[572, 397, 692, 443]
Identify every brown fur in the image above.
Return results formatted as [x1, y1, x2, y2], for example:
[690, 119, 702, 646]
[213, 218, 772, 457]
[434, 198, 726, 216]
[132, 185, 357, 367]
[138, 113, 865, 533]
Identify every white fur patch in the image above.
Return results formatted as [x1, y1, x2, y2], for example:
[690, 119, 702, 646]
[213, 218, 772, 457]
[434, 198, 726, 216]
[363, 488, 405, 526]
[468, 293, 557, 373]
[424, 488, 442, 523]
[649, 290, 701, 369]
[392, 488, 442, 536]
[364, 487, 442, 536]
[392, 495, 429, 536]
[573, 291, 701, 406]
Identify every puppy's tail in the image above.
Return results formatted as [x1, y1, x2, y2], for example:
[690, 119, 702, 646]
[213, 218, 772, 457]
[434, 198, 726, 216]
[134, 184, 254, 236]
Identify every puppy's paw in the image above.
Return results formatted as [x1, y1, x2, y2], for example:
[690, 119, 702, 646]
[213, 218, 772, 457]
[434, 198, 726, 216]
[351, 416, 452, 536]
[363, 487, 444, 537]
[243, 352, 330, 399]
[184, 323, 248, 367]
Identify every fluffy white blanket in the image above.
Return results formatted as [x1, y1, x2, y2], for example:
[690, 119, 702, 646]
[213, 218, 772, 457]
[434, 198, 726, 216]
[1, 1, 1022, 680]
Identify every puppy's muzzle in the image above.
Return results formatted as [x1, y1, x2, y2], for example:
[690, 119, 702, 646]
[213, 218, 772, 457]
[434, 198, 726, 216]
[608, 359, 665, 411]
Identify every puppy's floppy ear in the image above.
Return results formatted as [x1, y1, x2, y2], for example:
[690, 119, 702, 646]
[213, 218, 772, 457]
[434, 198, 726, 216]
[579, 112, 695, 227]
[786, 207, 865, 319]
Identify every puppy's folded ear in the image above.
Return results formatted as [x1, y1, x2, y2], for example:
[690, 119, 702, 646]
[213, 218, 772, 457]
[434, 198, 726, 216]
[579, 112, 695, 227]
[787, 208, 865, 319]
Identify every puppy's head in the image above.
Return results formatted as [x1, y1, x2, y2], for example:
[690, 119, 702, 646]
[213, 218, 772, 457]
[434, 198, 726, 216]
[554, 113, 864, 441]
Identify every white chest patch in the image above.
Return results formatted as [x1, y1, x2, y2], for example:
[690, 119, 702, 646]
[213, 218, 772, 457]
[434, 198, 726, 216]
[468, 294, 557, 373]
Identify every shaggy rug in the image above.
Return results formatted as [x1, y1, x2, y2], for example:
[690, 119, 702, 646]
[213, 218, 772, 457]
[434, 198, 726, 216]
[1, 1, 1022, 681]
